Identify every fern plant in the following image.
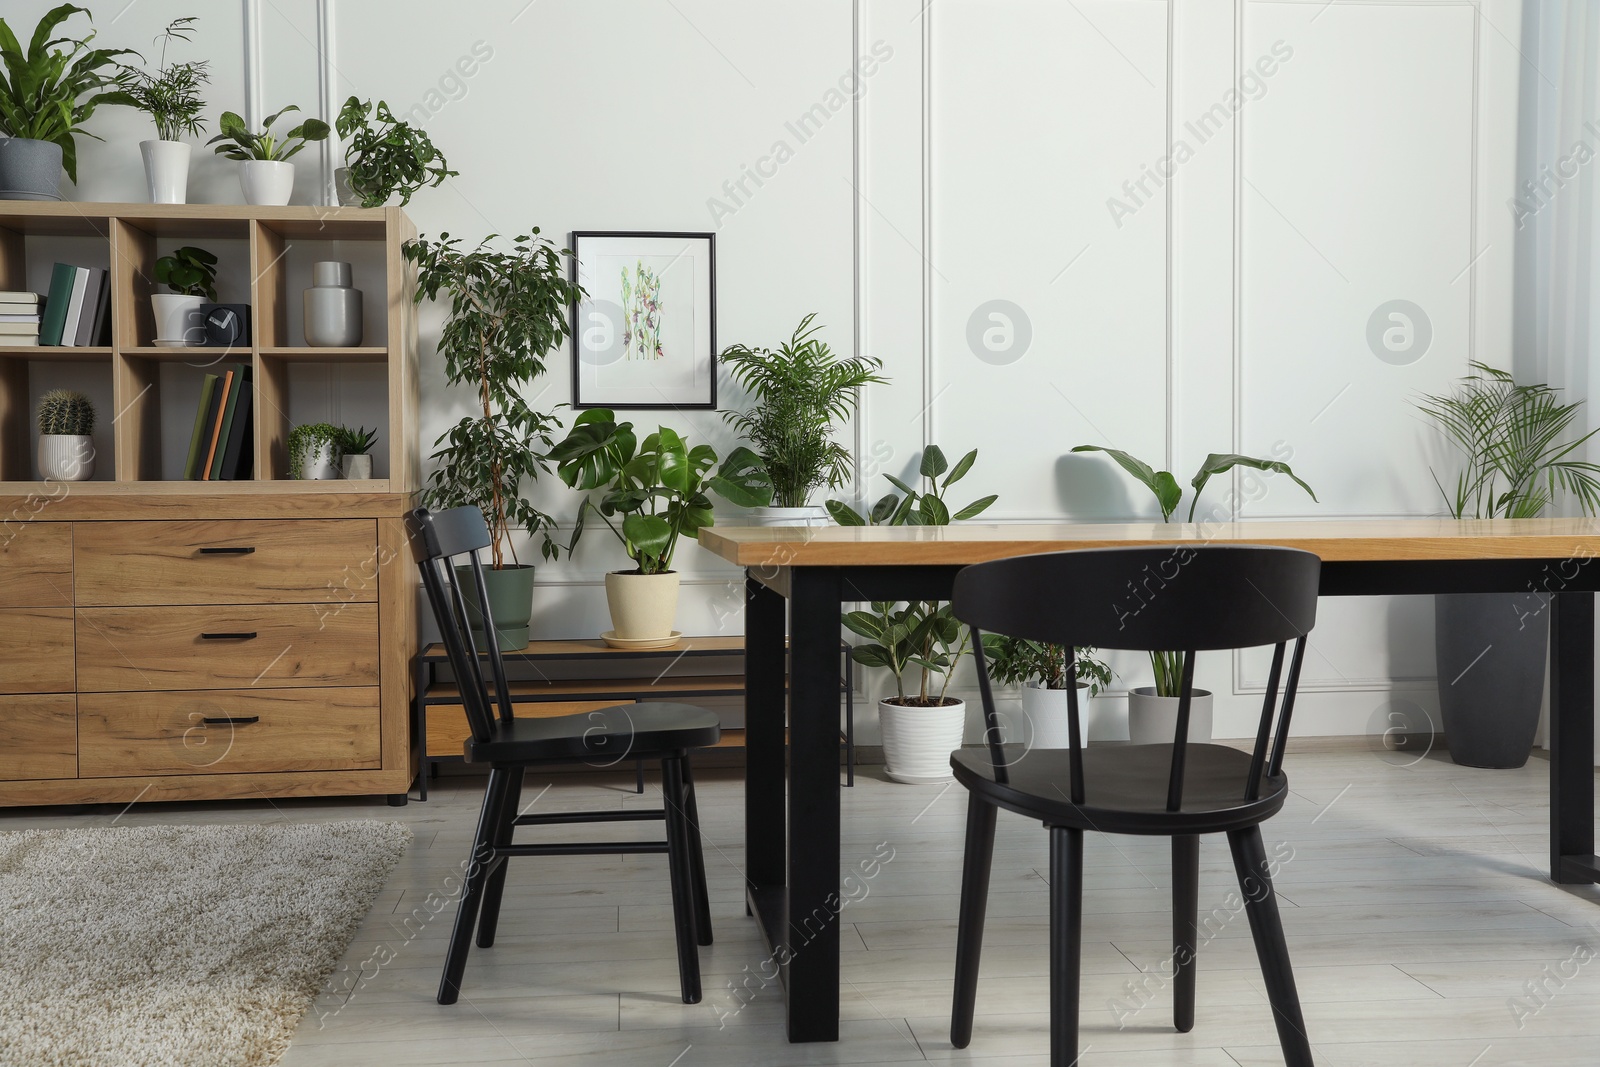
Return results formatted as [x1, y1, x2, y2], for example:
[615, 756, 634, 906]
[720, 315, 886, 508]
[36, 389, 94, 435]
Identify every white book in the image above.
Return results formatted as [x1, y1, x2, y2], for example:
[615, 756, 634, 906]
[59, 267, 89, 348]
[0, 314, 41, 324]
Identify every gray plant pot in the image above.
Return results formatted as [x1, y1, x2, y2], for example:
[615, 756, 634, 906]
[455, 562, 535, 652]
[1435, 592, 1549, 768]
[0, 138, 63, 201]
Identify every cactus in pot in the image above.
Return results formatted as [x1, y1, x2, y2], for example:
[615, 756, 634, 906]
[36, 389, 95, 481]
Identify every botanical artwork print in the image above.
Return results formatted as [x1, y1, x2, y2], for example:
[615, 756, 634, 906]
[620, 261, 665, 360]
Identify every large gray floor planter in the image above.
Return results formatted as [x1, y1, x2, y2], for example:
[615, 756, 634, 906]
[0, 138, 62, 200]
[1435, 592, 1549, 768]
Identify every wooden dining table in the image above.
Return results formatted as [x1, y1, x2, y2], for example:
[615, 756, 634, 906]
[694, 517, 1600, 1043]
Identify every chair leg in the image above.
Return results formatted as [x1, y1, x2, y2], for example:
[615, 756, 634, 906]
[950, 794, 998, 1049]
[437, 766, 512, 1005]
[661, 756, 703, 1004]
[680, 756, 714, 946]
[1227, 825, 1313, 1067]
[1050, 826, 1085, 1067]
[1172, 833, 1199, 1034]
[475, 765, 525, 949]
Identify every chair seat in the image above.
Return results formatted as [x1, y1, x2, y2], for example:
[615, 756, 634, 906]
[463, 702, 721, 764]
[951, 743, 1289, 836]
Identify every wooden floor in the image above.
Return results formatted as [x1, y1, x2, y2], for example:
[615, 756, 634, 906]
[7, 744, 1600, 1065]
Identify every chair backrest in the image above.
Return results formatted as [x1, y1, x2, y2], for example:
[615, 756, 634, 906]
[952, 545, 1320, 805]
[408, 505, 514, 745]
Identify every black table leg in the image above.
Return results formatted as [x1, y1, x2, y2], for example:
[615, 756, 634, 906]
[745, 575, 788, 894]
[1550, 591, 1599, 884]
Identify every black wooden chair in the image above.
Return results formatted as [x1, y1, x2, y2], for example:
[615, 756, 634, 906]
[409, 505, 720, 1005]
[949, 545, 1321, 1066]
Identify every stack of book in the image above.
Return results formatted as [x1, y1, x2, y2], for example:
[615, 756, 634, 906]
[38, 263, 111, 347]
[0, 290, 42, 347]
[184, 363, 254, 480]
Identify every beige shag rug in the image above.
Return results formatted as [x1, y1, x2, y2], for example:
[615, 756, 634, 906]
[0, 820, 411, 1067]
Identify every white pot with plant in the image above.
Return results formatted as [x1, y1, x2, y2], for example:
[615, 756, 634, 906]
[335, 425, 376, 479]
[836, 444, 998, 782]
[208, 105, 328, 206]
[981, 635, 1114, 750]
[1072, 443, 1318, 745]
[35, 389, 94, 481]
[552, 410, 771, 647]
[289, 423, 341, 480]
[720, 314, 886, 526]
[151, 245, 217, 346]
[335, 95, 457, 208]
[122, 17, 208, 204]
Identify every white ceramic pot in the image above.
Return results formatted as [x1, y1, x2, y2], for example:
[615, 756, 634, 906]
[879, 698, 965, 783]
[239, 159, 295, 206]
[297, 441, 339, 480]
[341, 453, 373, 479]
[1019, 683, 1091, 749]
[151, 293, 206, 345]
[748, 505, 830, 527]
[37, 434, 93, 481]
[1127, 686, 1213, 745]
[140, 140, 190, 204]
[604, 570, 682, 640]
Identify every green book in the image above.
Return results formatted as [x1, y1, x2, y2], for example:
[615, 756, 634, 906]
[184, 374, 219, 479]
[37, 263, 76, 346]
[207, 363, 249, 480]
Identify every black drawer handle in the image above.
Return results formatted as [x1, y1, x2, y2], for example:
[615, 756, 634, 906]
[200, 631, 257, 640]
[198, 546, 256, 555]
[201, 716, 259, 726]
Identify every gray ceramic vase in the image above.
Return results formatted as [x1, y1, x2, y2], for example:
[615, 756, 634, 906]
[303, 261, 363, 347]
[1434, 591, 1549, 768]
[0, 138, 63, 201]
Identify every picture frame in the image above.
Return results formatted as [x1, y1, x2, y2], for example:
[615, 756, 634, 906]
[569, 230, 717, 410]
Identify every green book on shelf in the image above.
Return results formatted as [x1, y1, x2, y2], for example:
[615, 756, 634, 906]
[207, 363, 249, 480]
[184, 374, 220, 479]
[37, 263, 76, 346]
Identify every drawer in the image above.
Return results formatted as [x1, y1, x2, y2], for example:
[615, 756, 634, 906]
[425, 699, 629, 758]
[77, 687, 381, 777]
[73, 520, 378, 605]
[0, 522, 72, 606]
[75, 604, 379, 692]
[0, 608, 74, 693]
[0, 694, 76, 780]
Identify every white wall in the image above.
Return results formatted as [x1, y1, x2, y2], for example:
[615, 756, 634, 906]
[17, 0, 1534, 744]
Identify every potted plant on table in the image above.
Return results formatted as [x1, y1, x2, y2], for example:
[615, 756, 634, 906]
[1415, 362, 1600, 768]
[334, 95, 456, 208]
[1071, 443, 1317, 743]
[0, 4, 134, 200]
[119, 17, 208, 204]
[402, 228, 577, 650]
[335, 425, 377, 480]
[833, 445, 997, 782]
[152, 244, 216, 346]
[35, 388, 94, 480]
[551, 409, 770, 646]
[981, 637, 1114, 750]
[207, 105, 328, 206]
[289, 422, 341, 480]
[719, 314, 886, 525]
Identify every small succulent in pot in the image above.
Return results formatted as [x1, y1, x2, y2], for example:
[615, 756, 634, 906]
[288, 421, 341, 480]
[335, 424, 377, 479]
[335, 96, 456, 208]
[35, 388, 95, 481]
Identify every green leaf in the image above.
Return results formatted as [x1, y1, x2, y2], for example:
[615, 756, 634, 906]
[952, 494, 998, 521]
[1187, 453, 1317, 522]
[621, 512, 672, 561]
[917, 494, 950, 526]
[1072, 445, 1183, 521]
[842, 611, 885, 640]
[944, 448, 977, 486]
[920, 445, 948, 479]
[850, 645, 893, 669]
[826, 498, 865, 526]
[705, 445, 773, 508]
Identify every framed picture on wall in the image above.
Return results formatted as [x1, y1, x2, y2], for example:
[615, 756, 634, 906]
[569, 231, 716, 410]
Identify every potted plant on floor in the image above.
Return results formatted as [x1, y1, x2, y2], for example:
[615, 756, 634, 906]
[833, 445, 997, 782]
[1071, 443, 1317, 743]
[1415, 362, 1600, 768]
[335, 425, 376, 480]
[981, 636, 1114, 750]
[334, 95, 456, 208]
[152, 244, 216, 346]
[719, 314, 886, 525]
[119, 17, 208, 204]
[207, 105, 328, 206]
[289, 422, 340, 480]
[0, 5, 134, 200]
[403, 228, 578, 651]
[35, 388, 93, 480]
[551, 409, 770, 646]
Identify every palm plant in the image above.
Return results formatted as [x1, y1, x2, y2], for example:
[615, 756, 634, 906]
[720, 315, 886, 508]
[119, 17, 209, 141]
[1414, 361, 1600, 519]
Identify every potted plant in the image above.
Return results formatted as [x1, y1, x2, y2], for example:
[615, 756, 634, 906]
[402, 228, 578, 651]
[119, 17, 208, 204]
[207, 105, 328, 206]
[334, 95, 456, 208]
[0, 5, 134, 200]
[35, 388, 93, 480]
[1415, 362, 1600, 768]
[151, 245, 216, 346]
[981, 636, 1114, 750]
[719, 314, 886, 525]
[1071, 444, 1317, 743]
[551, 409, 770, 645]
[288, 422, 340, 480]
[335, 425, 377, 480]
[833, 445, 997, 782]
